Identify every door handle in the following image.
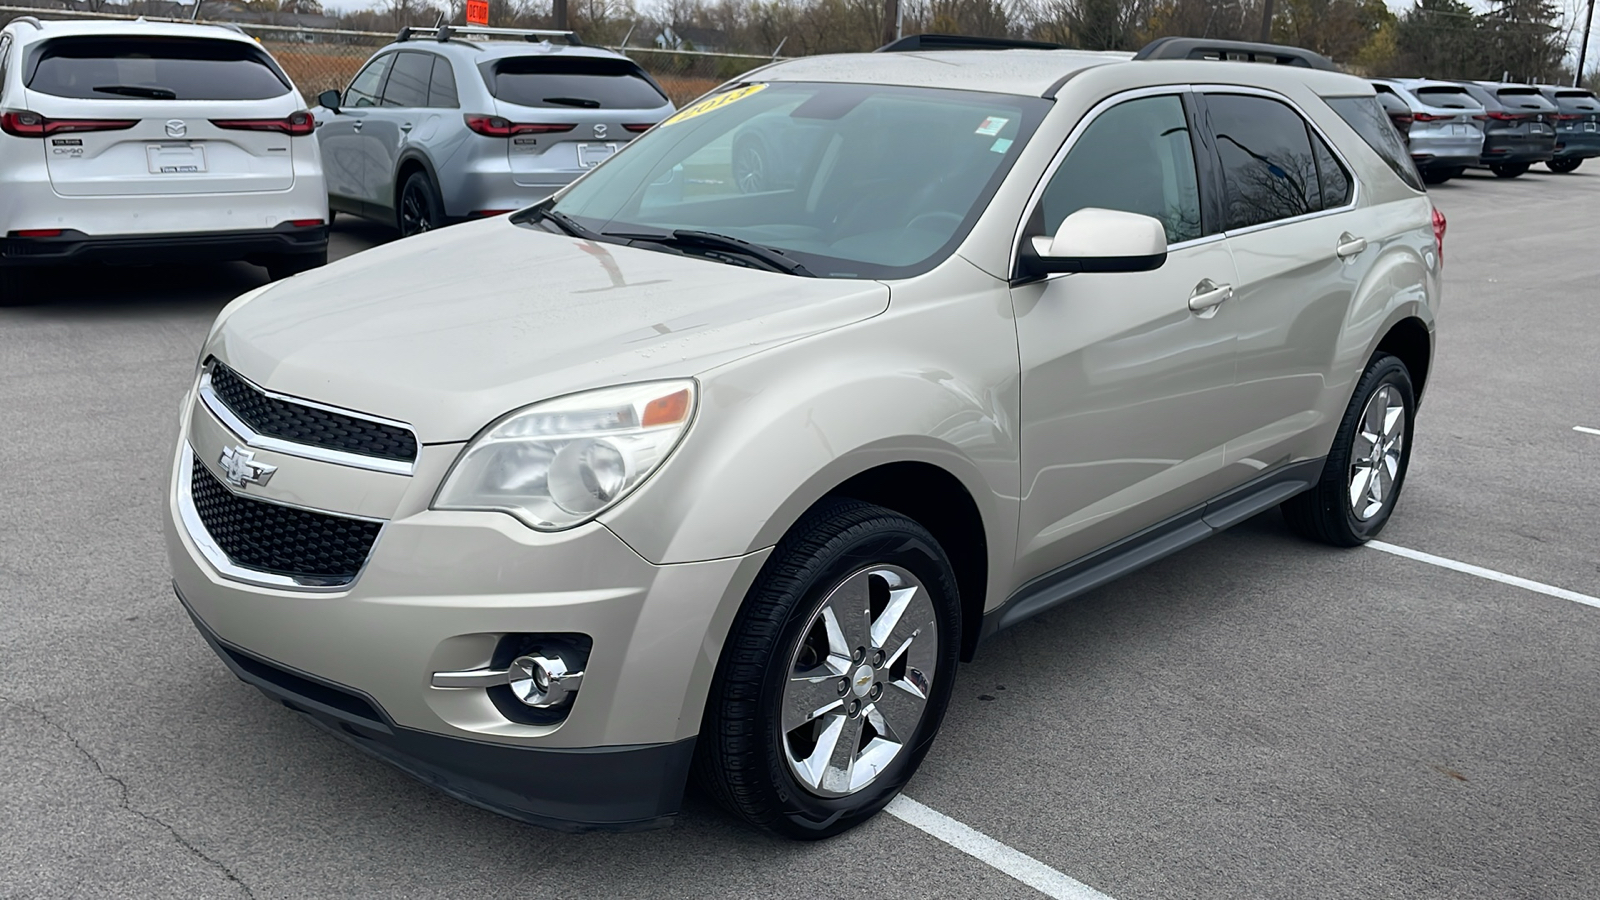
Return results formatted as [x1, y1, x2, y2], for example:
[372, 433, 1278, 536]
[1188, 279, 1233, 314]
[351, 119, 363, 132]
[1336, 233, 1368, 259]
[401, 122, 413, 133]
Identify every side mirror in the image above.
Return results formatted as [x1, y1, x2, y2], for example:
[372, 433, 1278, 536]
[1021, 207, 1168, 278]
[317, 89, 342, 113]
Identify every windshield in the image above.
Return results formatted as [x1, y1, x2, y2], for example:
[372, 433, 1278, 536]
[545, 82, 1049, 279]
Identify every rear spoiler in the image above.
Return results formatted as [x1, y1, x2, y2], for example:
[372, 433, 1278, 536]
[398, 25, 583, 46]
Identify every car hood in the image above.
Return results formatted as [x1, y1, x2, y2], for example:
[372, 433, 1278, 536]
[207, 218, 889, 442]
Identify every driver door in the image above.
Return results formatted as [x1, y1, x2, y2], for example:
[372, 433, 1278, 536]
[1011, 91, 1248, 585]
[318, 52, 393, 211]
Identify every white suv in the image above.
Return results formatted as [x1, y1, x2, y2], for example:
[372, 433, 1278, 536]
[0, 17, 328, 300]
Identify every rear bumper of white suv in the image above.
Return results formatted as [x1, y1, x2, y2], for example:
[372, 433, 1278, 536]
[1, 222, 327, 267]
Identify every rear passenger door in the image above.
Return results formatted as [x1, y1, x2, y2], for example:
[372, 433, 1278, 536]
[1199, 91, 1370, 481]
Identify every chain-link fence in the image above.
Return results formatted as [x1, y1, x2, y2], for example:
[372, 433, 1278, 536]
[0, 5, 781, 106]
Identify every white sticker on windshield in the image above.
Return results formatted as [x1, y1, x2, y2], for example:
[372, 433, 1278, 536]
[990, 138, 1013, 154]
[975, 116, 1009, 136]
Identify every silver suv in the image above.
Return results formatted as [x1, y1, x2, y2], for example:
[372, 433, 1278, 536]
[167, 37, 1442, 839]
[312, 26, 673, 235]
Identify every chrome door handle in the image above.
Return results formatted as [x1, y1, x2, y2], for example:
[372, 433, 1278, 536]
[351, 119, 363, 131]
[1188, 279, 1233, 313]
[1337, 233, 1368, 259]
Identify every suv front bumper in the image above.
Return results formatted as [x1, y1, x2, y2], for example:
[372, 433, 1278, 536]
[166, 422, 768, 830]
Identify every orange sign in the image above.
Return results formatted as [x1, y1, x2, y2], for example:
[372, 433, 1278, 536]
[465, 0, 488, 25]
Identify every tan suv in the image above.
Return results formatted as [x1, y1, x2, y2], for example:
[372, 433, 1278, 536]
[166, 37, 1442, 839]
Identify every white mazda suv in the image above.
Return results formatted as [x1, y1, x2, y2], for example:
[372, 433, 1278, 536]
[0, 17, 328, 301]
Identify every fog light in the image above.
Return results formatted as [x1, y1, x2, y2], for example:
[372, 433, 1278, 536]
[508, 653, 583, 708]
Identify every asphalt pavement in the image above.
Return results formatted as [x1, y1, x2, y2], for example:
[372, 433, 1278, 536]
[3, 170, 1598, 899]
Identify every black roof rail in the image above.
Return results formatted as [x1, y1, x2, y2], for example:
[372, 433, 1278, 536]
[397, 25, 584, 46]
[1133, 36, 1336, 71]
[876, 33, 1066, 53]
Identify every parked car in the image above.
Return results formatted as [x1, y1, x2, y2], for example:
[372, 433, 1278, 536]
[0, 16, 327, 300]
[1535, 84, 1600, 173]
[1449, 80, 1558, 177]
[1372, 78, 1485, 184]
[313, 25, 675, 236]
[1376, 88, 1413, 142]
[168, 36, 1441, 839]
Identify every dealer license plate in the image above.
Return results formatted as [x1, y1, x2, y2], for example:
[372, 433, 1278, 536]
[147, 143, 207, 174]
[577, 142, 618, 169]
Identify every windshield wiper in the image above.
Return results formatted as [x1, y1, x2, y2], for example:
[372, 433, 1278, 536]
[525, 205, 601, 240]
[605, 229, 815, 277]
[542, 96, 601, 109]
[93, 84, 177, 100]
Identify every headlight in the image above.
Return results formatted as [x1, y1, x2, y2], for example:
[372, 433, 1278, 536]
[434, 380, 696, 530]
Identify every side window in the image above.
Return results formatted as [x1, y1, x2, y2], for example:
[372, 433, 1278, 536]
[1326, 96, 1426, 193]
[345, 53, 393, 108]
[0, 34, 12, 90]
[427, 56, 458, 109]
[1206, 93, 1321, 230]
[1312, 132, 1352, 208]
[381, 52, 432, 108]
[1038, 94, 1203, 245]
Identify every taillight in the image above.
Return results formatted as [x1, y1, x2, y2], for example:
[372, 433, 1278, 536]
[9, 228, 63, 238]
[210, 110, 315, 136]
[1481, 111, 1524, 121]
[1554, 113, 1582, 120]
[1, 110, 137, 137]
[1431, 206, 1446, 261]
[623, 123, 653, 133]
[1411, 113, 1450, 122]
[463, 114, 576, 137]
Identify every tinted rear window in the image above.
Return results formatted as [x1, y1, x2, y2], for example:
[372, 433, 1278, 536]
[485, 56, 666, 110]
[1414, 86, 1480, 109]
[27, 36, 290, 101]
[1496, 89, 1556, 111]
[1327, 95, 1425, 192]
[1555, 92, 1600, 113]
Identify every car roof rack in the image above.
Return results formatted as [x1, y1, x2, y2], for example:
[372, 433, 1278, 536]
[1133, 37, 1336, 71]
[397, 25, 584, 46]
[876, 33, 1067, 53]
[9, 15, 44, 30]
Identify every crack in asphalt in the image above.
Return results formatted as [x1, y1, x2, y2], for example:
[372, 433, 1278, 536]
[0, 696, 257, 899]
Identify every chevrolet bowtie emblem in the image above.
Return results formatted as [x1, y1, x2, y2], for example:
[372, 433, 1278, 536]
[220, 446, 277, 488]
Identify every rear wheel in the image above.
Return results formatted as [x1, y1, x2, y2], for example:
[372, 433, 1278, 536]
[696, 498, 961, 840]
[264, 249, 327, 281]
[1547, 158, 1582, 173]
[731, 136, 769, 194]
[1490, 163, 1529, 178]
[398, 171, 442, 237]
[1281, 353, 1416, 547]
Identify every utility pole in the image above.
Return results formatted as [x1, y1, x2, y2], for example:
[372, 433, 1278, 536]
[881, 0, 899, 48]
[553, 0, 567, 31]
[1258, 0, 1274, 42]
[1578, 0, 1597, 87]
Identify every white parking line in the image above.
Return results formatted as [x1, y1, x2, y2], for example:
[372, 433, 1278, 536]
[887, 795, 1117, 900]
[1367, 541, 1600, 610]
[1575, 426, 1600, 436]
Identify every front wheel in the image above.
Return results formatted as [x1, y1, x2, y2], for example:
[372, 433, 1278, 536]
[1490, 163, 1529, 178]
[696, 499, 961, 839]
[1281, 353, 1416, 547]
[398, 171, 442, 237]
[1548, 158, 1582, 173]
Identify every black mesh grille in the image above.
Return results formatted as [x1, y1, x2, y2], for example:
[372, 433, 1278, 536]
[190, 458, 382, 583]
[208, 362, 417, 463]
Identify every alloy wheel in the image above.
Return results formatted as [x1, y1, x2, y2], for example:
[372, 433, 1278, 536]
[780, 564, 938, 798]
[733, 142, 766, 193]
[1349, 384, 1405, 521]
[400, 182, 434, 236]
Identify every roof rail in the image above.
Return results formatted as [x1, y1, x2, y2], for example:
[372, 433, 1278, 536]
[398, 25, 583, 46]
[1133, 37, 1336, 71]
[876, 33, 1066, 53]
[9, 14, 44, 29]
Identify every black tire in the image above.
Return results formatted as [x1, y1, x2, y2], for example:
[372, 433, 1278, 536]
[0, 267, 29, 307]
[1420, 169, 1452, 185]
[1547, 158, 1582, 173]
[695, 498, 961, 840]
[1281, 353, 1416, 547]
[397, 170, 442, 237]
[264, 249, 328, 281]
[1490, 163, 1529, 178]
[731, 135, 769, 194]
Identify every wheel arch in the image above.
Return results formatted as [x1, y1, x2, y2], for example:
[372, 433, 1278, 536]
[1374, 314, 1433, 404]
[393, 150, 441, 215]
